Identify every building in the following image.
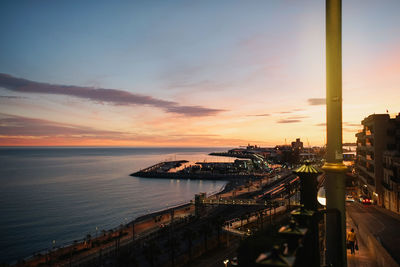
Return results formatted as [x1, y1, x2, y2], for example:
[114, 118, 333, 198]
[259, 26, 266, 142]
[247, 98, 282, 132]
[382, 151, 400, 213]
[355, 113, 400, 206]
[381, 114, 400, 213]
[291, 138, 304, 150]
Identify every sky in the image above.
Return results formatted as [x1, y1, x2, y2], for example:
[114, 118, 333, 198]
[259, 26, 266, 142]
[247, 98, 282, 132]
[0, 0, 399, 147]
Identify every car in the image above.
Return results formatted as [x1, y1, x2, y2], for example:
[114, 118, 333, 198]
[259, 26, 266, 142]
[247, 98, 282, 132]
[345, 195, 355, 202]
[360, 197, 372, 205]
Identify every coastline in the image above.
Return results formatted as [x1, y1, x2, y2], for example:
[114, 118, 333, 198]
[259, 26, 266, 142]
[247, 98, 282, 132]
[132, 179, 229, 227]
[16, 180, 231, 266]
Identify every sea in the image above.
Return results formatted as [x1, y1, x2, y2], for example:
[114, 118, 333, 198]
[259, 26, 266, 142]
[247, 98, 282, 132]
[0, 147, 232, 264]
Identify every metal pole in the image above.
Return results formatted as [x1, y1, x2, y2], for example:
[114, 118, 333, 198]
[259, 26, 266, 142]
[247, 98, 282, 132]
[323, 0, 347, 266]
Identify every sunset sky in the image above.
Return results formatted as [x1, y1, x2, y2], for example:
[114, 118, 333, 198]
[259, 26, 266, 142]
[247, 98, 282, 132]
[1, 0, 399, 147]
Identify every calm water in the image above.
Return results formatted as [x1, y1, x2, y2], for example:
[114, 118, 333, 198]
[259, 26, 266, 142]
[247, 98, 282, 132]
[0, 147, 230, 264]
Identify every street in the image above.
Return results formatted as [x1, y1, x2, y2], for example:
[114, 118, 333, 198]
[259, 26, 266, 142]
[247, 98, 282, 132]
[346, 201, 400, 265]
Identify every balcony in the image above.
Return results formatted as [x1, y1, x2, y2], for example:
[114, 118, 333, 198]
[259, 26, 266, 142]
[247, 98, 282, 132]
[390, 171, 400, 183]
[356, 164, 374, 180]
[383, 161, 390, 169]
[387, 144, 396, 150]
[357, 151, 366, 158]
[356, 131, 365, 138]
[366, 163, 375, 175]
[357, 145, 366, 151]
[387, 129, 395, 136]
[366, 130, 374, 138]
[357, 159, 367, 167]
[382, 180, 393, 191]
[366, 176, 376, 186]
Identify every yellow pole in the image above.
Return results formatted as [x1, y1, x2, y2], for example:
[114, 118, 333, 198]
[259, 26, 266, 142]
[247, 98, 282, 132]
[322, 0, 348, 266]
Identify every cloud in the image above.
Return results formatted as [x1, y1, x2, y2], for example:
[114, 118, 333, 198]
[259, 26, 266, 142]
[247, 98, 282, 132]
[0, 73, 224, 116]
[247, 113, 271, 117]
[277, 119, 302, 123]
[315, 122, 360, 127]
[343, 122, 361, 127]
[169, 134, 219, 137]
[0, 113, 127, 137]
[0, 95, 26, 99]
[0, 113, 264, 146]
[276, 115, 307, 124]
[343, 127, 358, 133]
[287, 116, 309, 119]
[307, 98, 326, 105]
[274, 108, 305, 115]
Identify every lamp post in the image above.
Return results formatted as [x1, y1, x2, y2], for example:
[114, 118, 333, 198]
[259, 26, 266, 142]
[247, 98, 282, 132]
[293, 163, 322, 267]
[322, 0, 348, 266]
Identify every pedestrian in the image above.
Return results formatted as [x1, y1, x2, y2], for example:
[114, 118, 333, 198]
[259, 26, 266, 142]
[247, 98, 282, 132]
[347, 228, 358, 255]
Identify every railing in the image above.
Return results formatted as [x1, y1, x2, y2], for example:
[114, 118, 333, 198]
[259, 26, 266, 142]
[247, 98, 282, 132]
[390, 174, 400, 184]
[381, 180, 393, 191]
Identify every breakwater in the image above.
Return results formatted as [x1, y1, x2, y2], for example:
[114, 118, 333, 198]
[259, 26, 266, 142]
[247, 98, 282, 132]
[209, 152, 252, 159]
[130, 171, 260, 180]
[130, 159, 268, 180]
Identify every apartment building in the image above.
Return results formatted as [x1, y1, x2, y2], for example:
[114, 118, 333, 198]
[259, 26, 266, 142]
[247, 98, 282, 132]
[355, 113, 398, 206]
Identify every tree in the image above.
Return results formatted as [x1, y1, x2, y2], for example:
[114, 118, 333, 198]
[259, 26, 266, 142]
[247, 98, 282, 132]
[165, 235, 180, 267]
[182, 227, 197, 260]
[101, 229, 107, 237]
[143, 241, 160, 267]
[199, 222, 212, 252]
[211, 216, 225, 247]
[85, 234, 92, 248]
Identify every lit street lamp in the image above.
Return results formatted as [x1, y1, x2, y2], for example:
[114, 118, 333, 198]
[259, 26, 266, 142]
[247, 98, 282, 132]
[322, 0, 348, 266]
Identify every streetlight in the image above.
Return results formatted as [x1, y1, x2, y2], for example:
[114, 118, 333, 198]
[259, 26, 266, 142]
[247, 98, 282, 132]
[322, 0, 348, 266]
[317, 186, 326, 206]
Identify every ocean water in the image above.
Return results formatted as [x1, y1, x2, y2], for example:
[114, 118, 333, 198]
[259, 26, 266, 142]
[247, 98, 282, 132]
[0, 147, 230, 264]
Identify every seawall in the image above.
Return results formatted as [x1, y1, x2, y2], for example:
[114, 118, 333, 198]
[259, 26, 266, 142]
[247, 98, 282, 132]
[130, 171, 263, 180]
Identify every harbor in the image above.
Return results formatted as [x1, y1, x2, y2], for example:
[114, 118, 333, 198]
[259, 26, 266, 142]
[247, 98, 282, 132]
[130, 148, 274, 181]
[14, 148, 298, 266]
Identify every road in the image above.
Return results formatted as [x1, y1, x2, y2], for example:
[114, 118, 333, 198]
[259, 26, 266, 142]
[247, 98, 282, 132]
[346, 210, 377, 267]
[346, 201, 400, 265]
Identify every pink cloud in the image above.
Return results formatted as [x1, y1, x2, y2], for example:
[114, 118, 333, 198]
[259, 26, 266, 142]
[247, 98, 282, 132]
[0, 73, 224, 116]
